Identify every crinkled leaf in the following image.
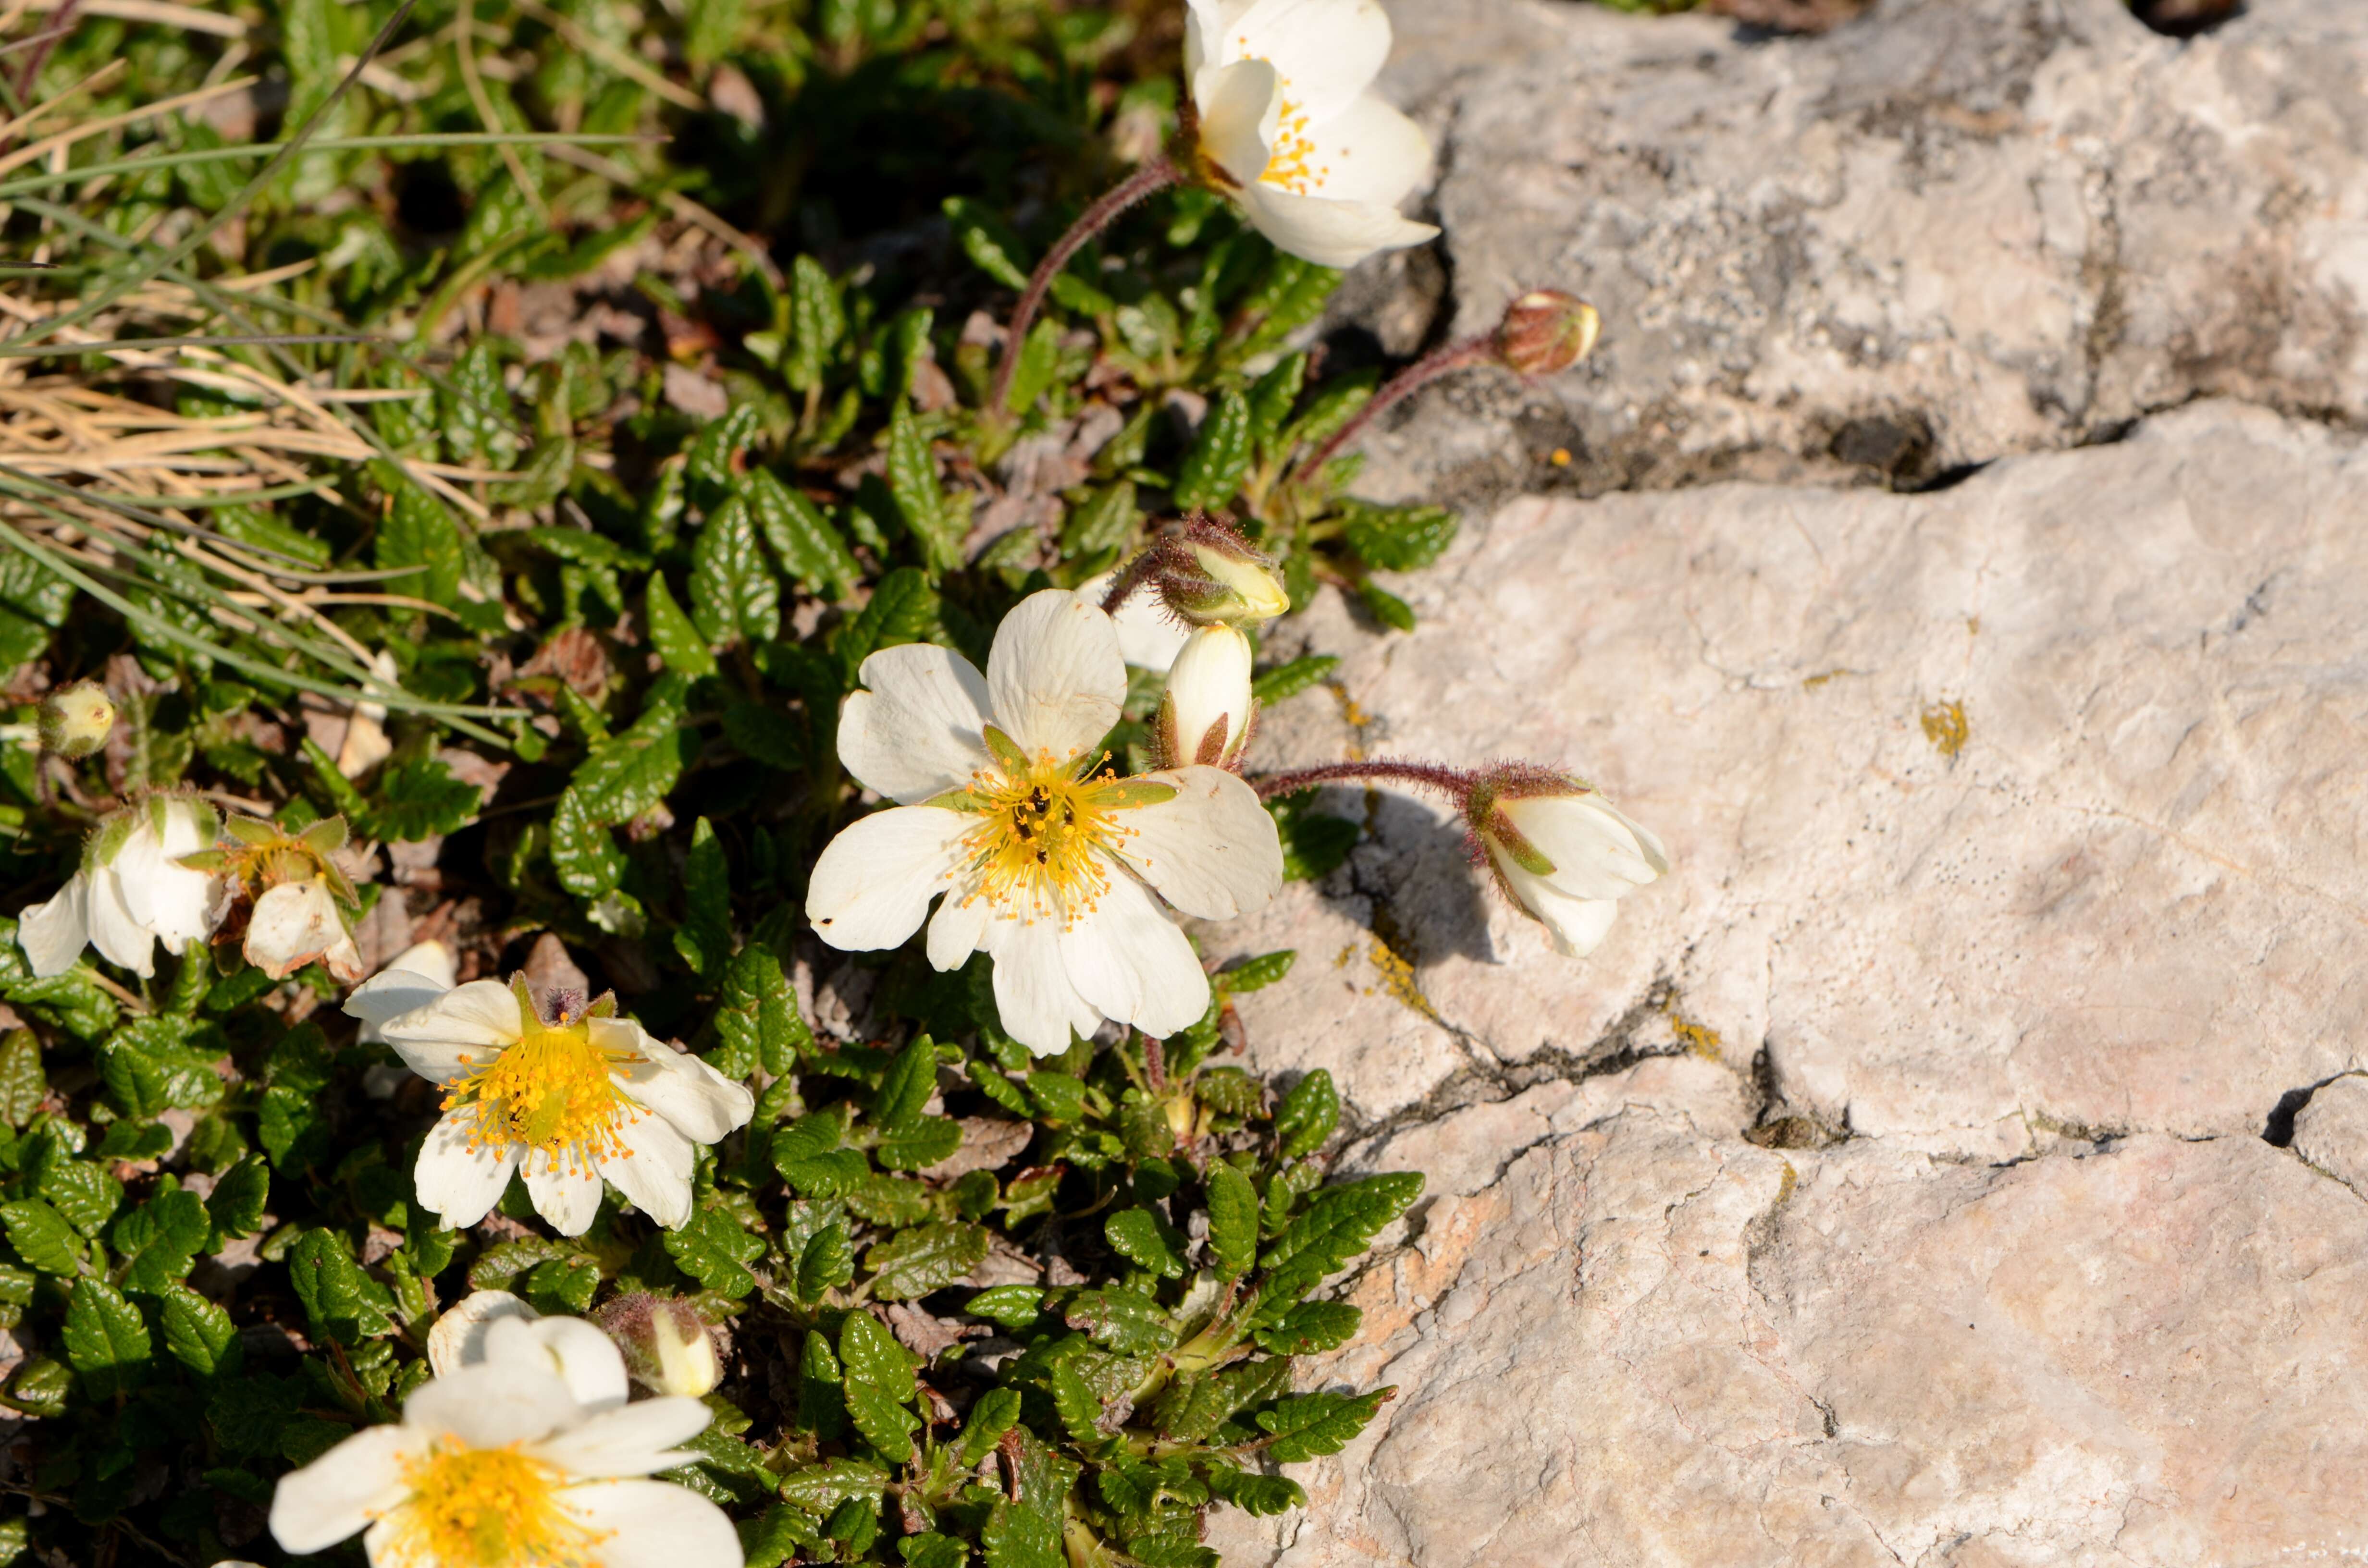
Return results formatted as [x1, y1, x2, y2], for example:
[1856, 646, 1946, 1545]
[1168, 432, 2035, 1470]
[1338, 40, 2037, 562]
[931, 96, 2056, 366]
[1205, 1466, 1307, 1517]
[1172, 389, 1253, 513]
[159, 1284, 237, 1376]
[0, 1200, 82, 1275]
[865, 1221, 988, 1301]
[1273, 1069, 1338, 1160]
[1064, 1288, 1173, 1355]
[287, 1228, 395, 1343]
[1253, 1300, 1363, 1357]
[62, 1277, 150, 1398]
[1204, 1163, 1259, 1281]
[1253, 1387, 1394, 1463]
[980, 1499, 1062, 1568]
[663, 1206, 765, 1299]
[794, 1222, 853, 1305]
[111, 1188, 210, 1293]
[1104, 1207, 1184, 1280]
[691, 496, 781, 647]
[646, 573, 718, 675]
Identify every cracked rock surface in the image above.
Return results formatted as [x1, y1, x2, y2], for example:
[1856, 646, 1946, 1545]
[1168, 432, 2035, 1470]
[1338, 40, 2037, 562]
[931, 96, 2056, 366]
[1339, 0, 2368, 507]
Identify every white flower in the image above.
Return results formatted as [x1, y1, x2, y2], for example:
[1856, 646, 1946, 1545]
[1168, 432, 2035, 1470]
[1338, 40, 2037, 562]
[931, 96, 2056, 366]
[1159, 625, 1257, 768]
[245, 875, 364, 984]
[427, 1289, 631, 1409]
[1470, 772, 1670, 957]
[809, 589, 1284, 1057]
[358, 940, 459, 1046]
[268, 1305, 738, 1568]
[342, 974, 754, 1237]
[1078, 570, 1191, 673]
[17, 796, 220, 979]
[1185, 0, 1439, 268]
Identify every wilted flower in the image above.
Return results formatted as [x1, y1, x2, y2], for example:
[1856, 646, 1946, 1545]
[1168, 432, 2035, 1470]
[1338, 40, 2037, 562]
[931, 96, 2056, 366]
[342, 973, 754, 1237]
[1184, 0, 1438, 268]
[598, 1291, 724, 1398]
[269, 1302, 735, 1568]
[1158, 625, 1257, 769]
[809, 588, 1283, 1056]
[1497, 289, 1603, 377]
[214, 815, 367, 983]
[37, 681, 114, 760]
[17, 796, 220, 979]
[1468, 766, 1669, 956]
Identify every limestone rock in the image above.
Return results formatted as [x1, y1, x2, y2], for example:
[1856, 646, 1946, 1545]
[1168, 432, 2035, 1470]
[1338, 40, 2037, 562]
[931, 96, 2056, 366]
[1223, 401, 2368, 1161]
[1345, 0, 2368, 505]
[2291, 1074, 2368, 1197]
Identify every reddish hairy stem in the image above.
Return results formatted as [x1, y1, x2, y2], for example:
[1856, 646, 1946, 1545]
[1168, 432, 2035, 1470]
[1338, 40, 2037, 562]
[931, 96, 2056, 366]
[1250, 760, 1477, 804]
[1294, 332, 1500, 481]
[988, 156, 1184, 417]
[1097, 539, 1171, 616]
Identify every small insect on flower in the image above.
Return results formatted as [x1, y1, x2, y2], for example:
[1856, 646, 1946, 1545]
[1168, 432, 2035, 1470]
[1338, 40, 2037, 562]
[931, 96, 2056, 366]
[343, 970, 754, 1237]
[808, 589, 1284, 1057]
[16, 795, 220, 980]
[1185, 0, 1439, 268]
[1467, 765, 1670, 957]
[269, 1303, 738, 1568]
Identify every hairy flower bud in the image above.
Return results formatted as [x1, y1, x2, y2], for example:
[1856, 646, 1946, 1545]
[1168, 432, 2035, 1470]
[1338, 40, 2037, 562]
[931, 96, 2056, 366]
[1157, 520, 1290, 627]
[1467, 765, 1668, 957]
[37, 681, 114, 760]
[1496, 290, 1602, 378]
[598, 1292, 724, 1398]
[1157, 625, 1257, 769]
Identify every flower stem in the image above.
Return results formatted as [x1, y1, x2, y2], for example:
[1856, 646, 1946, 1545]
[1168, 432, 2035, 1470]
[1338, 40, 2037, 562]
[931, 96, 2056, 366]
[1293, 332, 1500, 482]
[988, 156, 1183, 417]
[1250, 759, 1477, 804]
[1096, 539, 1170, 616]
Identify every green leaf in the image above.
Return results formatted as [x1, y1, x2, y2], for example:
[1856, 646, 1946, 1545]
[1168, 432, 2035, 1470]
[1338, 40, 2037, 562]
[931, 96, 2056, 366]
[718, 944, 815, 1077]
[371, 466, 466, 607]
[1063, 1288, 1174, 1355]
[685, 404, 762, 509]
[1253, 1300, 1364, 1357]
[874, 1115, 962, 1171]
[663, 1206, 765, 1299]
[943, 196, 1031, 290]
[0, 1030, 44, 1127]
[443, 342, 520, 469]
[111, 1188, 210, 1293]
[36, 1152, 121, 1237]
[838, 1309, 916, 1396]
[794, 1223, 853, 1305]
[844, 1375, 920, 1462]
[777, 1457, 888, 1513]
[159, 1284, 238, 1376]
[1205, 1467, 1307, 1517]
[886, 406, 962, 576]
[864, 1220, 989, 1300]
[1357, 578, 1416, 633]
[1247, 352, 1310, 459]
[1050, 1356, 1103, 1443]
[1268, 793, 1359, 883]
[1226, 256, 1344, 361]
[691, 496, 782, 648]
[873, 1035, 937, 1131]
[1249, 655, 1337, 706]
[362, 757, 482, 843]
[550, 786, 625, 898]
[287, 1228, 396, 1343]
[1254, 1173, 1422, 1318]
[522, 1255, 602, 1315]
[1025, 1070, 1087, 1125]
[958, 1384, 1023, 1464]
[836, 566, 941, 679]
[1273, 1069, 1338, 1160]
[673, 817, 733, 978]
[900, 1532, 969, 1568]
[788, 255, 848, 395]
[745, 469, 860, 600]
[1204, 1164, 1259, 1281]
[1104, 1207, 1184, 1280]
[645, 574, 719, 676]
[1220, 950, 1298, 993]
[62, 1277, 150, 1398]
[571, 698, 699, 823]
[1254, 1388, 1394, 1462]
[1155, 1355, 1291, 1444]
[1341, 501, 1458, 573]
[981, 1499, 1063, 1568]
[1059, 480, 1139, 562]
[99, 1017, 226, 1119]
[965, 1284, 1042, 1329]
[795, 1328, 848, 1440]
[0, 1200, 82, 1274]
[1003, 318, 1063, 416]
[1173, 390, 1254, 513]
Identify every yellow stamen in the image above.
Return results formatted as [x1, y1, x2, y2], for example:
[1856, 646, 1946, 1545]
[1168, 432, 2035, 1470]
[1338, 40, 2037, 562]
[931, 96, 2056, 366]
[1259, 92, 1320, 194]
[441, 982, 641, 1173]
[959, 745, 1143, 927]
[382, 1442, 608, 1568]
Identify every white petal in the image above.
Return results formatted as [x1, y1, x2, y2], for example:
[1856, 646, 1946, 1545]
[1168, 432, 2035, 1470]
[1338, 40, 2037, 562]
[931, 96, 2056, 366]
[482, 1313, 630, 1411]
[1501, 794, 1670, 901]
[16, 874, 90, 978]
[598, 1018, 755, 1145]
[557, 1479, 743, 1568]
[413, 1109, 522, 1229]
[380, 977, 526, 1054]
[988, 918, 1101, 1057]
[806, 806, 971, 951]
[523, 1151, 604, 1237]
[1184, 0, 1258, 83]
[1197, 58, 1283, 188]
[114, 814, 217, 950]
[242, 879, 342, 980]
[343, 962, 455, 1028]
[986, 589, 1126, 763]
[532, 1397, 710, 1479]
[1060, 871, 1211, 1040]
[1111, 767, 1283, 920]
[596, 1110, 697, 1229]
[402, 1358, 581, 1448]
[1226, 0, 1394, 122]
[839, 641, 996, 805]
[86, 866, 157, 977]
[1293, 92, 1431, 207]
[1160, 626, 1254, 766]
[925, 888, 992, 972]
[267, 1423, 428, 1556]
[1495, 854, 1626, 958]
[425, 1289, 535, 1377]
[1234, 183, 1439, 269]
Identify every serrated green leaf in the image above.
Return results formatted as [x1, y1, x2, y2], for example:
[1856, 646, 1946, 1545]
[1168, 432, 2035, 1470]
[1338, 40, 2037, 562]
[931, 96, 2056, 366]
[1205, 1466, 1307, 1517]
[838, 1309, 916, 1396]
[873, 1035, 937, 1131]
[361, 758, 482, 843]
[663, 1206, 765, 1299]
[1025, 1070, 1087, 1124]
[969, 1058, 1032, 1117]
[36, 1153, 120, 1237]
[965, 1284, 1042, 1329]
[1219, 950, 1298, 993]
[1341, 500, 1458, 574]
[571, 698, 698, 824]
[1193, 1067, 1262, 1118]
[685, 404, 761, 509]
[719, 944, 815, 1077]
[288, 1228, 396, 1343]
[981, 1499, 1062, 1568]
[673, 817, 733, 978]
[745, 469, 860, 600]
[1205, 1164, 1258, 1281]
[111, 1188, 210, 1293]
[1064, 1288, 1173, 1355]
[847, 1173, 933, 1227]
[1357, 578, 1416, 632]
[875, 1116, 962, 1172]
[62, 1277, 150, 1397]
[1105, 1207, 1184, 1280]
[836, 566, 941, 679]
[1003, 319, 1062, 416]
[372, 467, 465, 608]
[1051, 1356, 1103, 1443]
[99, 1016, 225, 1119]
[550, 785, 626, 898]
[794, 1222, 853, 1305]
[796, 1328, 848, 1440]
[886, 406, 962, 577]
[1254, 1387, 1394, 1462]
[845, 1375, 920, 1462]
[522, 1255, 602, 1314]
[0, 1030, 44, 1127]
[1173, 390, 1254, 513]
[1156, 1355, 1292, 1443]
[645, 574, 718, 676]
[1249, 655, 1337, 706]
[900, 1532, 968, 1568]
[691, 496, 782, 647]
[865, 1221, 989, 1300]
[159, 1283, 237, 1376]
[1253, 1300, 1363, 1357]
[0, 1200, 82, 1274]
[1059, 480, 1138, 563]
[777, 1456, 888, 1513]
[788, 255, 848, 395]
[1273, 1069, 1338, 1160]
[959, 1384, 1023, 1465]
[1253, 1173, 1422, 1319]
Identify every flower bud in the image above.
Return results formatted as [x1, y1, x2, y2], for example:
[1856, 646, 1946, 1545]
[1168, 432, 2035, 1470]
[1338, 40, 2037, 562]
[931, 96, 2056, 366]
[1157, 625, 1257, 769]
[1157, 521, 1291, 627]
[1496, 290, 1601, 378]
[598, 1292, 723, 1398]
[37, 681, 113, 760]
[1467, 765, 1668, 957]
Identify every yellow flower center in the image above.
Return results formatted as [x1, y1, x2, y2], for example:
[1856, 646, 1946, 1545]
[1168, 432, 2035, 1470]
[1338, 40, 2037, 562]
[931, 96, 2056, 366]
[443, 985, 641, 1170]
[1259, 92, 1322, 194]
[949, 735, 1173, 926]
[383, 1442, 608, 1568]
